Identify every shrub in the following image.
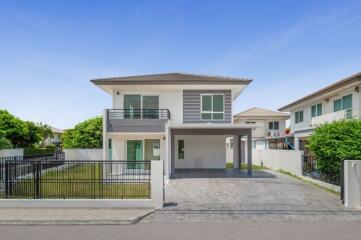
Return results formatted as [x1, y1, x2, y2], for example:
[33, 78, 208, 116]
[62, 117, 102, 149]
[0, 137, 13, 149]
[307, 120, 361, 176]
[24, 146, 55, 156]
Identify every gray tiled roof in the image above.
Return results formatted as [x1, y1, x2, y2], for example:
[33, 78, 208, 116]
[90, 72, 252, 85]
[234, 107, 290, 118]
[279, 71, 361, 111]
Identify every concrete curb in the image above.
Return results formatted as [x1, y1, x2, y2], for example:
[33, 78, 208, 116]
[0, 210, 155, 226]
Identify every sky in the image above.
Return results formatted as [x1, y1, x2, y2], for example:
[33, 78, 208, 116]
[1, 0, 361, 129]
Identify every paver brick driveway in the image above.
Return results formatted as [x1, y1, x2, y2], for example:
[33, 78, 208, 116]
[142, 169, 361, 223]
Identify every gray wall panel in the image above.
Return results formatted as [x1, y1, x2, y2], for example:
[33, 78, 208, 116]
[183, 90, 232, 123]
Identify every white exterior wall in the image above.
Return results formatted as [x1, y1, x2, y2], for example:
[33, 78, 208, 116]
[234, 118, 287, 139]
[0, 148, 23, 158]
[290, 86, 361, 133]
[64, 149, 102, 161]
[112, 90, 183, 124]
[252, 149, 303, 176]
[174, 135, 227, 169]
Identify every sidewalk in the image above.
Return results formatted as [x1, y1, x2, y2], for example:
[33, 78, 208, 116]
[0, 208, 154, 225]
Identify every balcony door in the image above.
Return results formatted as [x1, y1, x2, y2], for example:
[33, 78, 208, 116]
[143, 96, 159, 119]
[124, 95, 141, 119]
[124, 95, 159, 119]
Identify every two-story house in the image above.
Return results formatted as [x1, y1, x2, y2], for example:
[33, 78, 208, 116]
[91, 73, 255, 179]
[279, 72, 361, 151]
[233, 107, 291, 150]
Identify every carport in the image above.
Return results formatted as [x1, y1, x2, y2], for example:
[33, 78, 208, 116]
[169, 126, 252, 177]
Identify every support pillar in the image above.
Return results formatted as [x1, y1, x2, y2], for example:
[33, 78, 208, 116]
[247, 130, 252, 175]
[233, 135, 240, 169]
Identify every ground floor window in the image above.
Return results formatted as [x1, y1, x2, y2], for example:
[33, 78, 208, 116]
[144, 139, 160, 160]
[126, 139, 161, 167]
[178, 140, 184, 159]
[108, 138, 112, 160]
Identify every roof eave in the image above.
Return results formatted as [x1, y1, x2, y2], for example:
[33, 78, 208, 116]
[278, 72, 361, 112]
[90, 79, 252, 85]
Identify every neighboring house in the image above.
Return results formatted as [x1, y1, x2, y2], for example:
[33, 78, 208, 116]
[233, 107, 291, 150]
[45, 127, 64, 147]
[279, 72, 361, 152]
[91, 72, 256, 178]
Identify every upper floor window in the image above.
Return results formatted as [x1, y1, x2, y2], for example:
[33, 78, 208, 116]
[268, 121, 279, 130]
[295, 111, 304, 124]
[245, 121, 256, 124]
[311, 103, 322, 117]
[334, 94, 352, 112]
[201, 94, 224, 120]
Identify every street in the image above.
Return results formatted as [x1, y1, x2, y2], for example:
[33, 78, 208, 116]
[1, 222, 361, 240]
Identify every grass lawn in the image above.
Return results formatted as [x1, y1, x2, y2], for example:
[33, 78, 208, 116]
[226, 162, 268, 170]
[5, 164, 150, 199]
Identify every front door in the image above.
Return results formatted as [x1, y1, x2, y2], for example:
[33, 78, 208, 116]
[127, 140, 143, 169]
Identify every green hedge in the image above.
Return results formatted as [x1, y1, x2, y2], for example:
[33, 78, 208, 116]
[307, 120, 361, 176]
[24, 146, 55, 156]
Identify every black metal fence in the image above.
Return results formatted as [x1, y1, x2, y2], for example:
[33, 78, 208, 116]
[107, 109, 170, 120]
[303, 155, 341, 186]
[0, 160, 151, 199]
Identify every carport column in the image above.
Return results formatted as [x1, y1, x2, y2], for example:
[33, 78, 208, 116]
[247, 129, 252, 175]
[233, 135, 240, 169]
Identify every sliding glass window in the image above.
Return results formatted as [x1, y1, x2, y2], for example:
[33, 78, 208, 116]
[201, 94, 224, 120]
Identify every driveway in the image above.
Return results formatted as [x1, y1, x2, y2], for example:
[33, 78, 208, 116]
[142, 169, 361, 222]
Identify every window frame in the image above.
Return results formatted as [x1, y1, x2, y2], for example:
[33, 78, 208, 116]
[311, 103, 322, 118]
[268, 121, 279, 130]
[200, 93, 225, 120]
[334, 94, 352, 112]
[295, 111, 304, 124]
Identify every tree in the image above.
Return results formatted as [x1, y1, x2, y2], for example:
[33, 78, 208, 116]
[62, 117, 102, 149]
[0, 130, 12, 149]
[307, 120, 361, 176]
[37, 123, 54, 146]
[0, 110, 42, 148]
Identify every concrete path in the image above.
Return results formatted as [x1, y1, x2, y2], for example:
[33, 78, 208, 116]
[143, 169, 361, 222]
[0, 208, 153, 225]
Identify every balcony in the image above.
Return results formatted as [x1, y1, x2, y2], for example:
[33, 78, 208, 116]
[106, 109, 170, 133]
[311, 108, 358, 126]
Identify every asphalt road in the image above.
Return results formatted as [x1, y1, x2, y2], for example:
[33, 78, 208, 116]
[1, 222, 361, 240]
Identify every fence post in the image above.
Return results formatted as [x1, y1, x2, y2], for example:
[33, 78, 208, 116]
[4, 160, 10, 198]
[34, 161, 41, 199]
[151, 160, 164, 209]
[341, 159, 344, 202]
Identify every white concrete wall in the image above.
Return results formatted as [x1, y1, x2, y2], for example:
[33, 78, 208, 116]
[253, 149, 303, 176]
[175, 135, 227, 169]
[64, 149, 102, 161]
[344, 160, 361, 209]
[112, 90, 183, 124]
[0, 148, 23, 158]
